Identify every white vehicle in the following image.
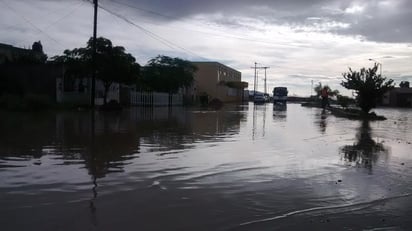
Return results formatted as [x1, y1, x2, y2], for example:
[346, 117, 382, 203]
[254, 92, 265, 104]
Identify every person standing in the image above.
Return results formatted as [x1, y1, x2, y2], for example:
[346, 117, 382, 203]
[321, 86, 329, 109]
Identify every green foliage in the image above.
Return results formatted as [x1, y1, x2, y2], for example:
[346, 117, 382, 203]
[141, 55, 197, 93]
[336, 95, 354, 108]
[314, 83, 339, 97]
[399, 81, 410, 88]
[51, 37, 140, 104]
[51, 48, 88, 78]
[314, 83, 322, 97]
[341, 64, 394, 113]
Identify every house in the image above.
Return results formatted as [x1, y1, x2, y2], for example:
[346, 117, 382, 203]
[381, 85, 412, 107]
[0, 42, 58, 105]
[0, 41, 125, 107]
[191, 62, 248, 103]
[0, 41, 47, 64]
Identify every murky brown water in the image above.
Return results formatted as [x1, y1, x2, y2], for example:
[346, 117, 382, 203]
[1, 103, 412, 230]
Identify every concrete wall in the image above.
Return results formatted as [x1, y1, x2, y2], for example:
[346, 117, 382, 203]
[192, 62, 243, 103]
[56, 76, 120, 106]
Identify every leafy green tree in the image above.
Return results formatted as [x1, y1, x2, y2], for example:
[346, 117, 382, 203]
[314, 83, 340, 97]
[51, 48, 87, 79]
[399, 81, 410, 88]
[336, 95, 354, 108]
[51, 37, 140, 104]
[341, 64, 394, 113]
[141, 55, 197, 93]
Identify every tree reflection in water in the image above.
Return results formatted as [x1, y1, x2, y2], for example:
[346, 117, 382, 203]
[339, 120, 389, 172]
[0, 107, 245, 229]
[319, 111, 327, 134]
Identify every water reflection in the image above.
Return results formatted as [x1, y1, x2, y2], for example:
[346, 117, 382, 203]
[318, 111, 328, 134]
[272, 103, 287, 120]
[0, 107, 245, 175]
[339, 120, 389, 172]
[2, 105, 412, 230]
[252, 104, 268, 139]
[311, 109, 329, 134]
[0, 107, 245, 228]
[0, 112, 58, 159]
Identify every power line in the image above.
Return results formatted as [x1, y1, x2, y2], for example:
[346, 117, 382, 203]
[0, 0, 63, 47]
[109, 0, 179, 21]
[83, 0, 207, 59]
[104, 0, 299, 49]
[43, 0, 86, 30]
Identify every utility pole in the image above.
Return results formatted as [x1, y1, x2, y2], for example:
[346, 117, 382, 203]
[91, 0, 98, 108]
[253, 62, 257, 96]
[311, 80, 313, 97]
[256, 70, 259, 93]
[251, 63, 270, 97]
[262, 67, 269, 95]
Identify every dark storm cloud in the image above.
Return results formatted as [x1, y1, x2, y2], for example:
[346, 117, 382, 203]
[110, 0, 412, 43]
[106, 0, 330, 25]
[335, 0, 412, 43]
[114, 0, 327, 17]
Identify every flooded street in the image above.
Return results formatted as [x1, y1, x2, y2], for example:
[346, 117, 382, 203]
[1, 103, 412, 230]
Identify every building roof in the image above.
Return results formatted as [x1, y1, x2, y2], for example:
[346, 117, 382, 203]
[0, 42, 46, 64]
[191, 61, 241, 74]
[0, 43, 29, 53]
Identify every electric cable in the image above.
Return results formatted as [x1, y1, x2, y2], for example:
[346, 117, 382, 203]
[0, 0, 64, 47]
[94, 1, 208, 59]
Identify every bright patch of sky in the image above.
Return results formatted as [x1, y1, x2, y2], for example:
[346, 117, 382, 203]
[345, 4, 365, 14]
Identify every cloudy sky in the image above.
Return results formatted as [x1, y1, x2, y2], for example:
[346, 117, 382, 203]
[1, 0, 412, 96]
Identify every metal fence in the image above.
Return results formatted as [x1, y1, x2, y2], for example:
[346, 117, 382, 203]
[130, 92, 183, 106]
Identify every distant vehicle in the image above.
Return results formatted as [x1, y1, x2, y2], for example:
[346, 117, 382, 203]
[254, 92, 266, 104]
[264, 93, 271, 102]
[273, 87, 288, 104]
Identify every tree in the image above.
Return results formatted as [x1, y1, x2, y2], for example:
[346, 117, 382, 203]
[314, 83, 340, 97]
[400, 81, 410, 88]
[141, 55, 197, 93]
[51, 37, 140, 105]
[341, 64, 394, 113]
[336, 95, 354, 108]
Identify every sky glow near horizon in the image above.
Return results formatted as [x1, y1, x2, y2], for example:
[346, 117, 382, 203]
[1, 0, 411, 96]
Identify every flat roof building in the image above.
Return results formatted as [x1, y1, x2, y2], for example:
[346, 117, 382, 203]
[191, 62, 247, 103]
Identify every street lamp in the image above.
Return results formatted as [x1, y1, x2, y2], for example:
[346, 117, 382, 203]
[368, 58, 382, 76]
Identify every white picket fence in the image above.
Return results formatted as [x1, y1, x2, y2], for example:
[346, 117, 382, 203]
[130, 92, 183, 106]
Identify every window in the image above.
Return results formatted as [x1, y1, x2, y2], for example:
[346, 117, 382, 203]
[227, 88, 238, 96]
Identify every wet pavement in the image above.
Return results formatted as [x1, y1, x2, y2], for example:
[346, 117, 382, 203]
[0, 103, 411, 230]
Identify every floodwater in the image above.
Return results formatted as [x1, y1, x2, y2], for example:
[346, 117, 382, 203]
[1, 103, 411, 231]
